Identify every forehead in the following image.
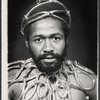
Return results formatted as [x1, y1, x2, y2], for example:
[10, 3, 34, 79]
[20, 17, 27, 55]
[28, 17, 64, 32]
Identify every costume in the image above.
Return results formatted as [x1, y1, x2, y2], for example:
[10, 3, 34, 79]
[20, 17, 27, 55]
[8, 58, 95, 100]
[8, 0, 96, 100]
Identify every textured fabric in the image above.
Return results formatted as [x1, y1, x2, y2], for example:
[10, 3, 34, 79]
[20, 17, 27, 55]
[8, 58, 95, 100]
[21, 0, 71, 35]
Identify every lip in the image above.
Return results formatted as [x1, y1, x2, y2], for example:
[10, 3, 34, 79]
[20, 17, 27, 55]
[45, 55, 54, 59]
[42, 58, 57, 63]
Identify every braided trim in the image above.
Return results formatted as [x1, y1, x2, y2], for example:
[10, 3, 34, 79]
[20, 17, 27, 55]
[66, 60, 95, 90]
[8, 59, 93, 100]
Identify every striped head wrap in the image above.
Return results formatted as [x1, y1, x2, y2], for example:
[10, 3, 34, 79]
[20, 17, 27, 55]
[21, 0, 71, 35]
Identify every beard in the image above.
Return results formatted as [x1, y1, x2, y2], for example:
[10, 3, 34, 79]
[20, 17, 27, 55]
[28, 44, 67, 75]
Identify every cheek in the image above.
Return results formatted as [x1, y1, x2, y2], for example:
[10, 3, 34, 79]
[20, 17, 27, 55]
[29, 43, 42, 57]
[54, 40, 65, 55]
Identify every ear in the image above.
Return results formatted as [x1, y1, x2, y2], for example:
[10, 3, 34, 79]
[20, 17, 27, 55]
[25, 41, 29, 48]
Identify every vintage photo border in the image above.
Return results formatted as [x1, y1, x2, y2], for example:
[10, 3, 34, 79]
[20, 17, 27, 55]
[2, 0, 8, 99]
[1, 0, 99, 99]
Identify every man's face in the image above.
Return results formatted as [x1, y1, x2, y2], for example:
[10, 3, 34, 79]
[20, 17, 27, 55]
[26, 17, 67, 74]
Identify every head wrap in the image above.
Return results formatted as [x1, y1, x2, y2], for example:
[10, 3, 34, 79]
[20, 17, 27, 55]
[21, 0, 71, 35]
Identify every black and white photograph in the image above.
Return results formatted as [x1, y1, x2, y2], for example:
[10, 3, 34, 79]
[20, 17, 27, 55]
[2, 0, 98, 100]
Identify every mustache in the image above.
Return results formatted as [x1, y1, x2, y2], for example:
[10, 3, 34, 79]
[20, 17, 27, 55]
[38, 53, 61, 60]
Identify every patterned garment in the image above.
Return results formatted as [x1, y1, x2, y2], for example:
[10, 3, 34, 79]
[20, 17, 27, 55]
[8, 58, 95, 100]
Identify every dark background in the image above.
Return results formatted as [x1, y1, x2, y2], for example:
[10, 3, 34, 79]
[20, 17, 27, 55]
[8, 0, 97, 74]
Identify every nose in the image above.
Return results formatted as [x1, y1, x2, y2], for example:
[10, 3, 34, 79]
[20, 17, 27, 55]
[43, 39, 54, 53]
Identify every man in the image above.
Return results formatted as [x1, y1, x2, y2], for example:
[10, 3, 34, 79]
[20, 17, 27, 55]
[8, 0, 97, 100]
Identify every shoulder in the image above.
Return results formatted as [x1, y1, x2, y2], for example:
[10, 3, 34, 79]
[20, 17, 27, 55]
[8, 58, 39, 99]
[63, 60, 97, 99]
[63, 60, 97, 89]
[8, 59, 25, 80]
[8, 58, 37, 83]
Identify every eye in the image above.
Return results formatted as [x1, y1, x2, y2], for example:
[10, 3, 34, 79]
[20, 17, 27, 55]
[52, 37, 61, 41]
[34, 38, 43, 43]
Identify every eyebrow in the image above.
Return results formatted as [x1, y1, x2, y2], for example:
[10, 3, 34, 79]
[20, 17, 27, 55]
[32, 33, 63, 38]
